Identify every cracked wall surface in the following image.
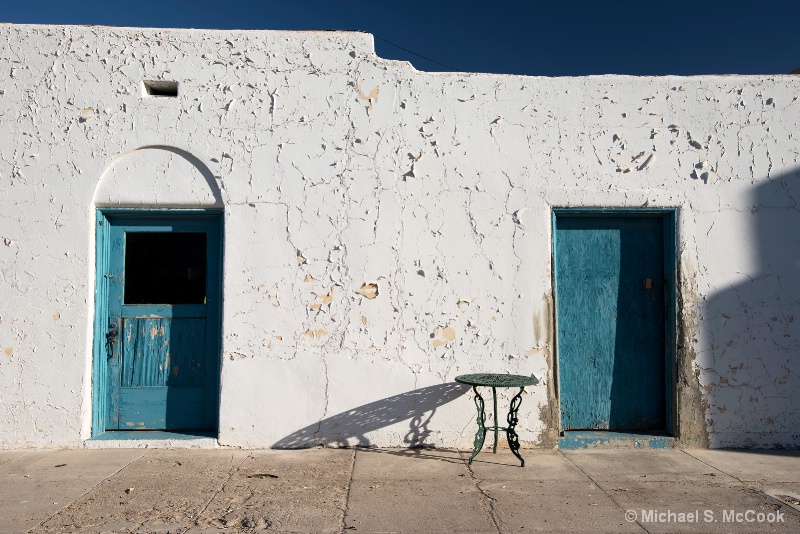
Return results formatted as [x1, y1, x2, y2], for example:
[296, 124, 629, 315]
[1, 24, 799, 448]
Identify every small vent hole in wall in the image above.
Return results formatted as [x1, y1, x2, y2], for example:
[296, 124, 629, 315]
[143, 80, 179, 97]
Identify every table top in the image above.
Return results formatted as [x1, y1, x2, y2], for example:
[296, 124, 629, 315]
[455, 373, 539, 387]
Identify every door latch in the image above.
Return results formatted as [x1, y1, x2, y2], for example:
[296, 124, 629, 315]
[107, 315, 120, 359]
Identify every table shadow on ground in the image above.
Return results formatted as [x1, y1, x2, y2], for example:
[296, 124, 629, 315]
[354, 447, 468, 466]
[273, 382, 470, 449]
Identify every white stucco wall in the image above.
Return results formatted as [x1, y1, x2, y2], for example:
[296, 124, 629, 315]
[1, 24, 798, 449]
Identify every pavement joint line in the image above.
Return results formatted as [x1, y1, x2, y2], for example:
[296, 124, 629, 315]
[458, 449, 502, 534]
[1, 449, 33, 468]
[339, 447, 357, 533]
[764, 488, 800, 514]
[679, 448, 745, 484]
[557, 449, 651, 534]
[25, 447, 152, 534]
[679, 449, 800, 516]
[190, 451, 253, 528]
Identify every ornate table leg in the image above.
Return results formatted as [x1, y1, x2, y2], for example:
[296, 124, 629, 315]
[468, 385, 486, 465]
[492, 386, 499, 454]
[506, 386, 525, 467]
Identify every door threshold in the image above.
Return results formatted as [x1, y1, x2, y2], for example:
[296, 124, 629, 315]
[559, 430, 674, 450]
[85, 430, 218, 449]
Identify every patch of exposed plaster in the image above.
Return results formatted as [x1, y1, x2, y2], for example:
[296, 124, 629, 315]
[355, 283, 378, 299]
[676, 258, 710, 447]
[431, 326, 456, 349]
[536, 293, 560, 448]
[353, 79, 379, 111]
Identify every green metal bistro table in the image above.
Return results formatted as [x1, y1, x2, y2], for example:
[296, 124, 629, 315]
[455, 373, 539, 467]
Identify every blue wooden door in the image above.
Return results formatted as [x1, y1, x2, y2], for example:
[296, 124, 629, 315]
[101, 214, 221, 431]
[554, 213, 669, 432]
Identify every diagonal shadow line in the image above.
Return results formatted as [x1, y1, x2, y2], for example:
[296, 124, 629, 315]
[273, 383, 470, 449]
[141, 145, 224, 206]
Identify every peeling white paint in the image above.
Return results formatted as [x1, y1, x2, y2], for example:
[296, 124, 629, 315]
[0, 24, 799, 449]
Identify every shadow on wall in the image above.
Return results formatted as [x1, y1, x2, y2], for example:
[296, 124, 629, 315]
[273, 382, 470, 448]
[702, 166, 800, 446]
[94, 145, 223, 208]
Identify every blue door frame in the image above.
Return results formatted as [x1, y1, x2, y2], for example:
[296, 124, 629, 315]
[552, 208, 677, 435]
[92, 210, 223, 436]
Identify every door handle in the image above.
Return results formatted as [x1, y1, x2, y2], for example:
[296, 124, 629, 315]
[107, 316, 120, 359]
[644, 278, 653, 289]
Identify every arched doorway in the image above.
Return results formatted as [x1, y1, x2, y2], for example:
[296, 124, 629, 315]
[91, 147, 223, 437]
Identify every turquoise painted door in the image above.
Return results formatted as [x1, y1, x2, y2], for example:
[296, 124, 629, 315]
[101, 214, 221, 431]
[555, 213, 668, 432]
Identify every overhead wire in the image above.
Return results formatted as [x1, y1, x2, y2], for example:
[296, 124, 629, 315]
[372, 34, 462, 72]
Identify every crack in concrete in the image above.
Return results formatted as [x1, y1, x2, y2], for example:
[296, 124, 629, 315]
[191, 452, 253, 527]
[338, 448, 357, 533]
[459, 449, 502, 534]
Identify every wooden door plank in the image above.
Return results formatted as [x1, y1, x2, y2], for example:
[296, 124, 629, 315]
[557, 223, 620, 429]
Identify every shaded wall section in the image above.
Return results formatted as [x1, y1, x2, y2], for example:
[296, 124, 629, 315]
[699, 167, 800, 447]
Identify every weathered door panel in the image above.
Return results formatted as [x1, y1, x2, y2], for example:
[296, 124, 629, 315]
[555, 214, 667, 432]
[97, 214, 221, 433]
[121, 318, 206, 388]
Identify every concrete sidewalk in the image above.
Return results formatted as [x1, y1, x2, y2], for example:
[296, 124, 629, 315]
[1, 447, 799, 533]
